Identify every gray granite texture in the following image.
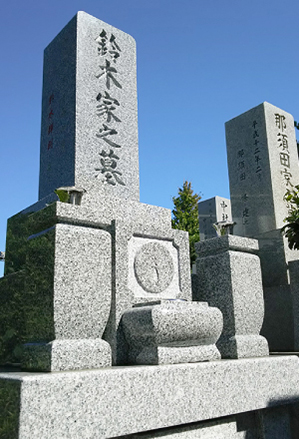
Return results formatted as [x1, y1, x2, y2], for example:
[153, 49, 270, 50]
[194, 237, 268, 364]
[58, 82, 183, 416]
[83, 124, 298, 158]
[261, 284, 294, 352]
[0, 356, 299, 438]
[198, 196, 232, 240]
[39, 11, 139, 201]
[118, 409, 292, 439]
[257, 229, 291, 288]
[117, 413, 260, 438]
[4, 2, 191, 367]
[133, 242, 175, 294]
[21, 339, 111, 372]
[47, 224, 112, 340]
[290, 260, 299, 351]
[195, 234, 259, 256]
[195, 235, 269, 359]
[2, 198, 192, 366]
[121, 301, 222, 364]
[130, 344, 220, 366]
[1, 214, 112, 371]
[106, 219, 191, 364]
[260, 406, 292, 439]
[226, 102, 299, 238]
[226, 102, 299, 353]
[254, 229, 299, 352]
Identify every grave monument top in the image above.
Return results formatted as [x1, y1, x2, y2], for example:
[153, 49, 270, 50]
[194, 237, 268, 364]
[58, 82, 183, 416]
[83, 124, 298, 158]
[226, 102, 299, 238]
[198, 196, 232, 240]
[39, 11, 139, 202]
[226, 102, 299, 352]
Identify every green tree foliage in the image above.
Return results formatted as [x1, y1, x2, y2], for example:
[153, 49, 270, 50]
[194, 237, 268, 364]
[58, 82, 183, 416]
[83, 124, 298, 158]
[282, 185, 299, 250]
[172, 181, 201, 266]
[281, 122, 299, 248]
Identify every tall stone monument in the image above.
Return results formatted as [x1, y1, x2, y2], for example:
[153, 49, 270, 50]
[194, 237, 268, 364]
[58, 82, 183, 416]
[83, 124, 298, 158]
[1, 13, 299, 439]
[0, 11, 212, 371]
[226, 102, 299, 238]
[226, 102, 299, 351]
[39, 11, 139, 202]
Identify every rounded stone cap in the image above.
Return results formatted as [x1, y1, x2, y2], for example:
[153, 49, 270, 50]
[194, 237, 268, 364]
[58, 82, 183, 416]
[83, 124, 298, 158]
[122, 301, 223, 348]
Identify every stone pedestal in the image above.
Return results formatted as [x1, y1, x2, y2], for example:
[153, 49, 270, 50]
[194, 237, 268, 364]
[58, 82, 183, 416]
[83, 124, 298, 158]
[225, 102, 299, 238]
[0, 208, 113, 371]
[1, 196, 192, 368]
[289, 260, 299, 352]
[225, 103, 299, 353]
[121, 301, 222, 365]
[195, 235, 269, 359]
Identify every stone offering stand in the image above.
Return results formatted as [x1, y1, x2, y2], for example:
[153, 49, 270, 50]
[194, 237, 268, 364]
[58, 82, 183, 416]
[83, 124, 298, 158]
[1, 11, 299, 439]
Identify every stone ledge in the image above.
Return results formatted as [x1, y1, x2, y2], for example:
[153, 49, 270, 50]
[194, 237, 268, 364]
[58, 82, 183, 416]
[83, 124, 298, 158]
[1, 356, 299, 438]
[195, 234, 259, 257]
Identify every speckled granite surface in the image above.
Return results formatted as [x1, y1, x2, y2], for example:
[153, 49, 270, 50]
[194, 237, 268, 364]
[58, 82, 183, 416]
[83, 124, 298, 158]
[195, 235, 269, 359]
[1, 356, 299, 438]
[39, 12, 139, 202]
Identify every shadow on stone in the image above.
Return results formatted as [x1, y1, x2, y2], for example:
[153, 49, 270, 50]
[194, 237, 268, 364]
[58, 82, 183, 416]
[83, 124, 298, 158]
[0, 378, 21, 439]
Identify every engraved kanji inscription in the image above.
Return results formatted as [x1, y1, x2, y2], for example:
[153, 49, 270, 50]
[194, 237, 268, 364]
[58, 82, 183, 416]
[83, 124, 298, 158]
[96, 92, 121, 122]
[96, 59, 122, 90]
[95, 149, 125, 186]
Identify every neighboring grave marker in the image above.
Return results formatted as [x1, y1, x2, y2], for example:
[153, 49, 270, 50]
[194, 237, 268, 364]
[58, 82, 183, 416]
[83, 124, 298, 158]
[198, 196, 232, 240]
[226, 102, 299, 352]
[226, 102, 299, 238]
[39, 11, 139, 201]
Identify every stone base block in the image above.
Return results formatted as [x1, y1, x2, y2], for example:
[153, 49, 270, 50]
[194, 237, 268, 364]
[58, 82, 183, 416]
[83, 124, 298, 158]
[135, 344, 221, 365]
[1, 356, 299, 438]
[261, 285, 294, 352]
[218, 334, 269, 359]
[22, 339, 111, 371]
[122, 301, 223, 365]
[117, 409, 292, 439]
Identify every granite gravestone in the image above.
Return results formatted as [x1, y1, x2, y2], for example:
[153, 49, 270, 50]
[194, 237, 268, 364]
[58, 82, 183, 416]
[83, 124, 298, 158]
[226, 102, 299, 351]
[39, 11, 139, 202]
[1, 12, 299, 439]
[198, 196, 232, 240]
[226, 102, 299, 238]
[0, 11, 201, 369]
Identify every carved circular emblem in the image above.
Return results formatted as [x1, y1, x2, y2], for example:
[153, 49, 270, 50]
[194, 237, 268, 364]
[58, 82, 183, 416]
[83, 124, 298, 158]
[134, 242, 174, 294]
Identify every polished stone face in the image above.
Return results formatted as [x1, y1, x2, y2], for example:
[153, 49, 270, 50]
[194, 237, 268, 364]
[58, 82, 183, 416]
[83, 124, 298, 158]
[198, 196, 232, 240]
[121, 301, 222, 365]
[39, 11, 139, 202]
[0, 10, 194, 371]
[0, 198, 193, 368]
[1, 11, 299, 439]
[0, 356, 298, 438]
[195, 235, 269, 359]
[0, 207, 56, 364]
[0, 204, 112, 370]
[226, 102, 299, 238]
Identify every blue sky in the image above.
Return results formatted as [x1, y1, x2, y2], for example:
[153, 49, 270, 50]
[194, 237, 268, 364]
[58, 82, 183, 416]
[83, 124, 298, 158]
[1, 0, 298, 275]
